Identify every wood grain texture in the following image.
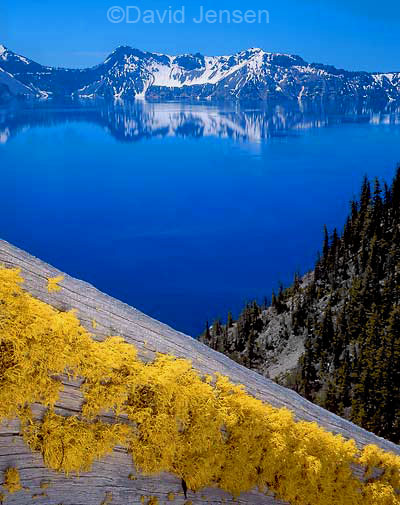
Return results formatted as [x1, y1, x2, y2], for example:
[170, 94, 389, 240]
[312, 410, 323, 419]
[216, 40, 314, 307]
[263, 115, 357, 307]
[0, 239, 398, 505]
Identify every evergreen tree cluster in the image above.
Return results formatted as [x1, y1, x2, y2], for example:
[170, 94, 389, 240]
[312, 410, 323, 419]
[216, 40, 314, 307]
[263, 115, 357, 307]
[203, 301, 266, 369]
[201, 167, 400, 443]
[299, 168, 400, 442]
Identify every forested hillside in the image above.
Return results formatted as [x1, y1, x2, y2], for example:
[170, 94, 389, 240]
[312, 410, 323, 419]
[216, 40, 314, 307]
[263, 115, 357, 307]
[201, 167, 400, 443]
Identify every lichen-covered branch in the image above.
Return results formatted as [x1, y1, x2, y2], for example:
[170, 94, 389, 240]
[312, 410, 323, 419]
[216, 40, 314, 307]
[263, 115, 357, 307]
[0, 240, 399, 505]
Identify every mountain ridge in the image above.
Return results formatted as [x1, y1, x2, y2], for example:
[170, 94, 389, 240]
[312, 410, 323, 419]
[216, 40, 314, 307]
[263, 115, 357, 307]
[1, 43, 400, 103]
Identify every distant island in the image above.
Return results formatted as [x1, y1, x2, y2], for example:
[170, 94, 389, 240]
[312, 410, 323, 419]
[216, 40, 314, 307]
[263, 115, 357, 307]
[1, 44, 400, 103]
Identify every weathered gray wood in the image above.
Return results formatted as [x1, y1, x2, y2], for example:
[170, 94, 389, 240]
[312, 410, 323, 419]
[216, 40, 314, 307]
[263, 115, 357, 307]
[0, 239, 398, 505]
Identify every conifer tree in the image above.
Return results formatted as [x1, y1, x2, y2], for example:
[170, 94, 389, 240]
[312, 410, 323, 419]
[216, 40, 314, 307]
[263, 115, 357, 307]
[200, 167, 400, 443]
[227, 311, 233, 328]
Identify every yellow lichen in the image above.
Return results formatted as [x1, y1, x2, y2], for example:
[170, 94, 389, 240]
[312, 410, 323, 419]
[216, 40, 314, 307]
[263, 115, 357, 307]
[40, 481, 50, 489]
[32, 493, 48, 499]
[167, 492, 175, 501]
[147, 497, 158, 505]
[47, 275, 64, 292]
[3, 467, 22, 493]
[0, 266, 400, 505]
[0, 492, 4, 503]
[24, 412, 130, 474]
[92, 319, 97, 329]
[128, 473, 137, 480]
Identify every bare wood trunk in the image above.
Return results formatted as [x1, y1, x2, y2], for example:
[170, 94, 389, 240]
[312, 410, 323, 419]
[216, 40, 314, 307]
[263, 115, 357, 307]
[0, 239, 398, 505]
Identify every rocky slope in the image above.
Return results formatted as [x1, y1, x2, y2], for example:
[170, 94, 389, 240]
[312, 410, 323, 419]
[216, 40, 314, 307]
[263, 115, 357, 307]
[201, 273, 313, 380]
[1, 43, 400, 103]
[201, 168, 400, 443]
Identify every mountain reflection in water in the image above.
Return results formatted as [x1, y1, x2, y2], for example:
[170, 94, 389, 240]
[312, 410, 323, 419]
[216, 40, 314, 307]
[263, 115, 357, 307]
[1, 99, 400, 145]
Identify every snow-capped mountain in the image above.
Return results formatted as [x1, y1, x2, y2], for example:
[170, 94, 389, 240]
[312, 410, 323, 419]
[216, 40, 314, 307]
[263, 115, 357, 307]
[1, 44, 400, 103]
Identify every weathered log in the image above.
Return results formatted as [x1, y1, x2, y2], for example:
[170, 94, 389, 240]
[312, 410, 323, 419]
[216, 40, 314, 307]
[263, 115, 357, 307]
[0, 239, 399, 505]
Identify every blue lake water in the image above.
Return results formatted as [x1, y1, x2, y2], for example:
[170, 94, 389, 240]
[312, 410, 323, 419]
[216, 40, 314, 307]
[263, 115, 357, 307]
[1, 101, 400, 335]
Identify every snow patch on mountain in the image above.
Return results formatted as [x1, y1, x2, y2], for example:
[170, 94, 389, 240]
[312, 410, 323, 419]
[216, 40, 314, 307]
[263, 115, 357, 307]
[1, 43, 400, 103]
[0, 66, 37, 97]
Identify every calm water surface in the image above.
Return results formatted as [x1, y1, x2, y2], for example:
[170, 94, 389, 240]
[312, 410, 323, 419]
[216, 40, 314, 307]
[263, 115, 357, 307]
[1, 101, 400, 334]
